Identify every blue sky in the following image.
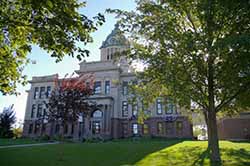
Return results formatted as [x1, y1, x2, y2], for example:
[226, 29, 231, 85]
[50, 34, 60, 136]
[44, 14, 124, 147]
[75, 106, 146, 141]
[0, 0, 136, 122]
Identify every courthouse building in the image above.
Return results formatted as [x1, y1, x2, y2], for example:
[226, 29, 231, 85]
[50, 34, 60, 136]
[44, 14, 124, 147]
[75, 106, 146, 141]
[23, 24, 193, 139]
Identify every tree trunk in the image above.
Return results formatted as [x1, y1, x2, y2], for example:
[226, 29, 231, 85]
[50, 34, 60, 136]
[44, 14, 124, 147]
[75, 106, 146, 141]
[203, 111, 211, 148]
[207, 109, 221, 164]
[207, 55, 221, 164]
[83, 115, 91, 139]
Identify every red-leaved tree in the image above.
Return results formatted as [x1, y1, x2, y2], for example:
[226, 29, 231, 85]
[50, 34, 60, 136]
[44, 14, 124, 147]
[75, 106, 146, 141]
[45, 73, 97, 139]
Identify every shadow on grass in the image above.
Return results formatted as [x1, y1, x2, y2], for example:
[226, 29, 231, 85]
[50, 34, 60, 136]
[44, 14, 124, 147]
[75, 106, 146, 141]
[135, 142, 250, 166]
[222, 148, 250, 166]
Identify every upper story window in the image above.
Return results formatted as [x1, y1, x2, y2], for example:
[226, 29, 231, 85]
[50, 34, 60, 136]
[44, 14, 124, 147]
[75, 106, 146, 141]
[122, 101, 128, 117]
[122, 81, 128, 95]
[94, 81, 101, 94]
[39, 87, 46, 99]
[93, 110, 103, 118]
[105, 81, 110, 94]
[156, 98, 163, 114]
[37, 104, 43, 118]
[132, 123, 139, 135]
[34, 87, 39, 99]
[132, 103, 138, 116]
[46, 86, 51, 98]
[166, 98, 176, 114]
[31, 104, 36, 118]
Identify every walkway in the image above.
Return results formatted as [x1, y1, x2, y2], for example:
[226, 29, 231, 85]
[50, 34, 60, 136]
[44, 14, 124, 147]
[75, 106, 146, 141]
[0, 142, 60, 149]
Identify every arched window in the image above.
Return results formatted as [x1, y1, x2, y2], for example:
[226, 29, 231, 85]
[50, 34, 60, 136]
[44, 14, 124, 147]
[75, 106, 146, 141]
[93, 110, 103, 118]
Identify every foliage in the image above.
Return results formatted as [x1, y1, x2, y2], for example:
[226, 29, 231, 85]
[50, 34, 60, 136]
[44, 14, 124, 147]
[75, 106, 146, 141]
[45, 73, 97, 129]
[109, 0, 250, 163]
[0, 104, 16, 138]
[12, 127, 23, 139]
[0, 0, 105, 95]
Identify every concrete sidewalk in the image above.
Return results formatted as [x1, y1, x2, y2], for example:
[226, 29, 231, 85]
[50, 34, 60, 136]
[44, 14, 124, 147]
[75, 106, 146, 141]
[0, 142, 60, 149]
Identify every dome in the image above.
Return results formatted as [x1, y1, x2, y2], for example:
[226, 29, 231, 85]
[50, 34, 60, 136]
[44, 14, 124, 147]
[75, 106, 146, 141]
[100, 24, 129, 48]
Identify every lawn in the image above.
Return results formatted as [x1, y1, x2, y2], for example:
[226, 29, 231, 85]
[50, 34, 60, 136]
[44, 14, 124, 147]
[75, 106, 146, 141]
[0, 139, 249, 166]
[0, 138, 47, 146]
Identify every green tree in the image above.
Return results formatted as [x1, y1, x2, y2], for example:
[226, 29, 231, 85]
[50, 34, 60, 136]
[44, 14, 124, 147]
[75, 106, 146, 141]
[0, 0, 105, 95]
[110, 0, 250, 164]
[0, 104, 16, 138]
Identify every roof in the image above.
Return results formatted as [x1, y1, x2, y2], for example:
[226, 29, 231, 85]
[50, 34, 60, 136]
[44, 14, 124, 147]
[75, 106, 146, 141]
[100, 24, 129, 48]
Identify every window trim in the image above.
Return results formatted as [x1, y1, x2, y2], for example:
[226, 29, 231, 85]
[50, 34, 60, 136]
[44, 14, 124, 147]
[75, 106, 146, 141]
[37, 104, 43, 118]
[132, 123, 139, 135]
[132, 103, 138, 116]
[157, 122, 164, 135]
[105, 80, 110, 94]
[92, 121, 101, 134]
[34, 87, 39, 99]
[92, 110, 103, 118]
[122, 81, 128, 96]
[156, 98, 163, 115]
[122, 101, 128, 117]
[31, 104, 36, 118]
[94, 81, 102, 94]
[39, 87, 46, 99]
[46, 86, 51, 98]
[28, 124, 33, 134]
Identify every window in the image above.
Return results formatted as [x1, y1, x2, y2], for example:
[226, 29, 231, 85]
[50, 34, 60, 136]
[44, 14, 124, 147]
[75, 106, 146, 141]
[71, 124, 74, 135]
[107, 55, 109, 60]
[166, 122, 174, 135]
[94, 81, 101, 94]
[176, 121, 183, 131]
[28, 124, 33, 134]
[64, 124, 68, 134]
[34, 87, 39, 99]
[143, 124, 149, 135]
[46, 86, 51, 98]
[122, 101, 128, 117]
[156, 98, 163, 114]
[166, 98, 176, 114]
[92, 121, 101, 134]
[34, 123, 40, 134]
[31, 104, 36, 118]
[107, 48, 110, 56]
[39, 87, 46, 99]
[55, 124, 60, 134]
[132, 123, 139, 135]
[157, 122, 164, 135]
[105, 81, 110, 94]
[93, 110, 103, 118]
[132, 103, 138, 116]
[122, 81, 128, 95]
[42, 124, 46, 133]
[111, 48, 114, 55]
[37, 104, 43, 118]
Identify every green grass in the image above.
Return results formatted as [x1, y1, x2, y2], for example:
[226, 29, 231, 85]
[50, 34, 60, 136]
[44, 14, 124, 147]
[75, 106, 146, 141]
[0, 140, 249, 166]
[0, 138, 47, 146]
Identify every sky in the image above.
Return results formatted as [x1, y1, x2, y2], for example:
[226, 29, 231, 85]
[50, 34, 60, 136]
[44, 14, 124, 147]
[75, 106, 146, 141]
[0, 0, 136, 123]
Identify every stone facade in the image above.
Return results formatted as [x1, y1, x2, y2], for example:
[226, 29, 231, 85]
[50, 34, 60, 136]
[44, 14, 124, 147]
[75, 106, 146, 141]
[22, 25, 193, 140]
